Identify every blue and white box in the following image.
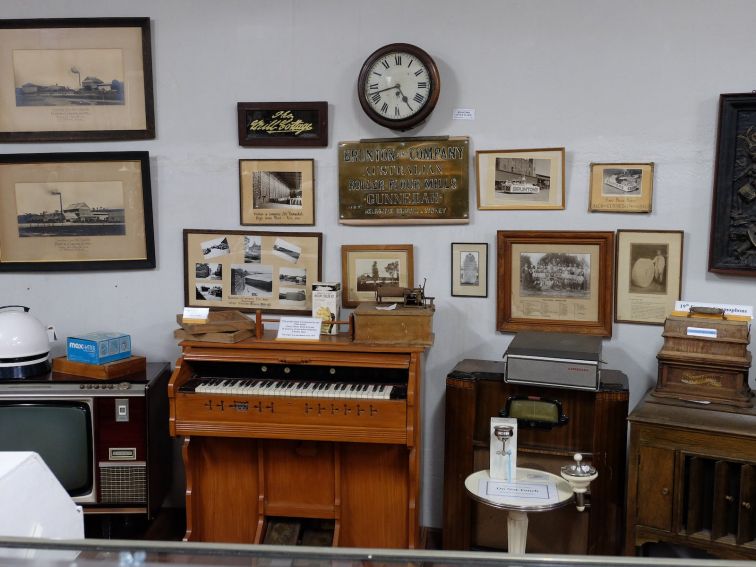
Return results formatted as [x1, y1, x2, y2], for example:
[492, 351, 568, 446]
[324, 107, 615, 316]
[67, 332, 132, 365]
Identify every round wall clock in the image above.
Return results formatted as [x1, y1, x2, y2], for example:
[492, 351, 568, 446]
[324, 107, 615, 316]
[357, 43, 440, 131]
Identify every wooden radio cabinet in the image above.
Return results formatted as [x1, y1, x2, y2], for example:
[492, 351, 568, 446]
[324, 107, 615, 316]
[443, 359, 628, 555]
[626, 393, 756, 559]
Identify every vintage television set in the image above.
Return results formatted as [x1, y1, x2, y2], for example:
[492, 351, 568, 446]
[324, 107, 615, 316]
[0, 362, 171, 518]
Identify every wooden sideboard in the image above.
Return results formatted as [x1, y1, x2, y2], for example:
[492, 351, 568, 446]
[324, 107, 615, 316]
[443, 359, 628, 555]
[168, 333, 426, 548]
[626, 392, 756, 559]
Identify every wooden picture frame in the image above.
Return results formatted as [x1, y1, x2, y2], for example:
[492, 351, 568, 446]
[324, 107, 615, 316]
[184, 229, 322, 315]
[497, 230, 614, 336]
[340, 244, 414, 308]
[588, 162, 654, 213]
[239, 159, 315, 226]
[709, 93, 756, 275]
[615, 230, 683, 325]
[451, 242, 488, 297]
[237, 101, 328, 147]
[0, 152, 154, 271]
[0, 18, 155, 142]
[476, 148, 565, 210]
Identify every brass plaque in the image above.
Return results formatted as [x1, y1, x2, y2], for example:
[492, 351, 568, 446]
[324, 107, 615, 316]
[339, 136, 469, 224]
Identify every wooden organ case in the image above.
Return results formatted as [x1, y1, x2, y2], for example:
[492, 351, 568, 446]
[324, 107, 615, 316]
[168, 333, 427, 548]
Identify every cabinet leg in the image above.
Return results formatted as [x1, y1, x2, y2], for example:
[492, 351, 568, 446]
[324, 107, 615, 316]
[507, 510, 529, 554]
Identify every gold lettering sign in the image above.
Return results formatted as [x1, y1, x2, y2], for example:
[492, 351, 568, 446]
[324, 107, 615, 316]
[338, 136, 469, 224]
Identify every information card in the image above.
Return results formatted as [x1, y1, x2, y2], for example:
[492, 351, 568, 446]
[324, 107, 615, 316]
[276, 316, 322, 341]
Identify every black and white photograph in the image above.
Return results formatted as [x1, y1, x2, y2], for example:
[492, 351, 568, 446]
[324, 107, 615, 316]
[252, 171, 303, 210]
[459, 251, 479, 286]
[494, 157, 551, 201]
[355, 258, 401, 292]
[279, 266, 307, 286]
[278, 286, 306, 305]
[195, 263, 222, 280]
[230, 263, 273, 297]
[628, 243, 668, 294]
[519, 252, 591, 299]
[272, 237, 301, 263]
[14, 48, 125, 107]
[602, 168, 642, 195]
[201, 236, 230, 259]
[15, 181, 126, 237]
[244, 235, 261, 263]
[195, 283, 222, 301]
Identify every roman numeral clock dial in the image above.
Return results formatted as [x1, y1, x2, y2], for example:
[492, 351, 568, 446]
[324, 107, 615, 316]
[357, 43, 440, 131]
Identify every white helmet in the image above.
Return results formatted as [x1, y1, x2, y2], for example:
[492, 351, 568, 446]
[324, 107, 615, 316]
[0, 306, 51, 379]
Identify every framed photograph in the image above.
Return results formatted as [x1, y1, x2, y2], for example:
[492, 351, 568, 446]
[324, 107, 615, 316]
[588, 162, 654, 213]
[340, 245, 414, 308]
[497, 230, 614, 336]
[451, 242, 488, 297]
[615, 230, 683, 325]
[476, 148, 565, 210]
[239, 159, 314, 226]
[0, 152, 154, 271]
[0, 18, 155, 142]
[183, 229, 322, 315]
[709, 93, 756, 275]
[237, 101, 328, 147]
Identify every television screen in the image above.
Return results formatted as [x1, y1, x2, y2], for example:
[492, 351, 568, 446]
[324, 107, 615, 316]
[0, 402, 92, 496]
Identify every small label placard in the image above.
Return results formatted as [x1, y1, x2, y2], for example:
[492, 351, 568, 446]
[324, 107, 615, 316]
[687, 326, 718, 339]
[453, 108, 475, 120]
[479, 479, 558, 503]
[675, 301, 753, 319]
[182, 307, 209, 324]
[276, 316, 322, 341]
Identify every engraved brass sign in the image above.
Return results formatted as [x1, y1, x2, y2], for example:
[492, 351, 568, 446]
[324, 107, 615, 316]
[338, 136, 469, 224]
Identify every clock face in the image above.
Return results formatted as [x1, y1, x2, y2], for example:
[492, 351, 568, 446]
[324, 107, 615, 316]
[357, 43, 440, 131]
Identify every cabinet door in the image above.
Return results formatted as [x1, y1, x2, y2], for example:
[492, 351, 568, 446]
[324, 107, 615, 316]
[637, 445, 675, 531]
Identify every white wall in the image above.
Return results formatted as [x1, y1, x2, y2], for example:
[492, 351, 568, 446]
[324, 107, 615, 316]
[3, 0, 755, 529]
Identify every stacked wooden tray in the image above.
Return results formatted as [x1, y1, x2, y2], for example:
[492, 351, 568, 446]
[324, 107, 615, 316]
[174, 310, 255, 343]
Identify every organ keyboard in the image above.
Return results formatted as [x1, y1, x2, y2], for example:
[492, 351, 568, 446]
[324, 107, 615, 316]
[168, 334, 427, 548]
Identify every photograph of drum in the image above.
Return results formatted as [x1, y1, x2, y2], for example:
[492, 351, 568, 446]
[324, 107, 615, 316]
[629, 244, 667, 294]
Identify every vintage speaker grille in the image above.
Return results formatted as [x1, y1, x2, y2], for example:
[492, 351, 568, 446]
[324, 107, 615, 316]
[99, 462, 147, 504]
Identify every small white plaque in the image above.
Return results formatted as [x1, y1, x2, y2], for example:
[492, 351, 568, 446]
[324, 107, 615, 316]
[182, 307, 209, 324]
[276, 317, 322, 341]
[452, 108, 475, 120]
[687, 326, 718, 338]
[479, 479, 558, 503]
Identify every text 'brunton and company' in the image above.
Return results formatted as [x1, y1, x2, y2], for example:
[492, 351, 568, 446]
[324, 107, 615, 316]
[338, 137, 469, 224]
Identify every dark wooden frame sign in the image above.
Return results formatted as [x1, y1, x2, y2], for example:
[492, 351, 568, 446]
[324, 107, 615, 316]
[709, 93, 756, 275]
[0, 151, 155, 271]
[184, 229, 322, 315]
[0, 18, 155, 142]
[497, 230, 615, 337]
[237, 102, 328, 147]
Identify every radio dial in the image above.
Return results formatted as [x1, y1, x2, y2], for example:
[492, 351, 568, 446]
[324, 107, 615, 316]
[117, 382, 130, 390]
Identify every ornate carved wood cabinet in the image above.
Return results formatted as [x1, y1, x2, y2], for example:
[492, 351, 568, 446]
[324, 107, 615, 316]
[168, 333, 425, 548]
[443, 359, 628, 555]
[626, 393, 756, 559]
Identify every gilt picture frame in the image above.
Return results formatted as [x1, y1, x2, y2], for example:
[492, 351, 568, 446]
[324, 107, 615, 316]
[0, 18, 155, 142]
[239, 159, 315, 226]
[0, 151, 155, 271]
[476, 148, 565, 210]
[497, 230, 614, 336]
[588, 162, 654, 213]
[340, 244, 414, 308]
[615, 230, 684, 325]
[184, 229, 322, 315]
[451, 242, 488, 297]
[709, 93, 756, 275]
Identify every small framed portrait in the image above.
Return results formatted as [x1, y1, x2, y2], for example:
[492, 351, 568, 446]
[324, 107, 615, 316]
[451, 242, 488, 297]
[615, 229, 684, 325]
[239, 159, 314, 226]
[340, 244, 414, 308]
[476, 148, 565, 210]
[588, 162, 654, 213]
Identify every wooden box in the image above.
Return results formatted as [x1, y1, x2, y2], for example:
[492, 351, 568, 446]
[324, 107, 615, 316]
[654, 313, 752, 407]
[353, 302, 434, 346]
[51, 355, 147, 380]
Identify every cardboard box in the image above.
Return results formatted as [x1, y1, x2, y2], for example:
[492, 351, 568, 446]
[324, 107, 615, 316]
[353, 302, 434, 346]
[67, 332, 131, 365]
[312, 282, 341, 335]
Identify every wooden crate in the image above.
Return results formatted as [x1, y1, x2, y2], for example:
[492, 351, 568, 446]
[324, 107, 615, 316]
[51, 355, 147, 380]
[353, 302, 434, 346]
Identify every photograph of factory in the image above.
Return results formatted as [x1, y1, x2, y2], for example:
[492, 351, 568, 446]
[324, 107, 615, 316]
[252, 170, 303, 209]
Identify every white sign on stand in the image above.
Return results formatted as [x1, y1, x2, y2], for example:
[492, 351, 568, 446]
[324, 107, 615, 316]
[276, 317, 322, 341]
